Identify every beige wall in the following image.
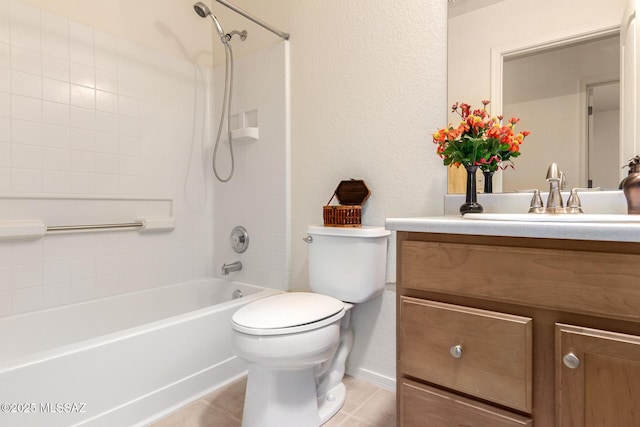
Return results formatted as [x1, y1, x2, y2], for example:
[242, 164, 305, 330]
[288, 0, 448, 383]
[288, 0, 448, 288]
[289, 0, 446, 385]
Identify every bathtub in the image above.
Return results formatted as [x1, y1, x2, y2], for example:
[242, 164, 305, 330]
[0, 279, 280, 427]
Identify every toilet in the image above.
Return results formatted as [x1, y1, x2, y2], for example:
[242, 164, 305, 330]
[231, 225, 390, 427]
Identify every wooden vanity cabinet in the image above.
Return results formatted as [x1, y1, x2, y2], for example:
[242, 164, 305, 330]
[396, 231, 640, 427]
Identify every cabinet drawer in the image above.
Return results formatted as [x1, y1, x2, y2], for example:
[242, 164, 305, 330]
[401, 380, 532, 427]
[401, 240, 640, 322]
[399, 297, 532, 413]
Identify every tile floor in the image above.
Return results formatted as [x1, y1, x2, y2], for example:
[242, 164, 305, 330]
[150, 375, 396, 427]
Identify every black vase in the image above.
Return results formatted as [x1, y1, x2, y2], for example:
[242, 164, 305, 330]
[482, 170, 495, 194]
[460, 165, 483, 215]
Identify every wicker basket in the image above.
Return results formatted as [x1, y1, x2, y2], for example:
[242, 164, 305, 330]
[323, 204, 362, 227]
[323, 180, 370, 227]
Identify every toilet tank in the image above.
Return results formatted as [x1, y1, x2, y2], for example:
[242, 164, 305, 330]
[306, 225, 391, 303]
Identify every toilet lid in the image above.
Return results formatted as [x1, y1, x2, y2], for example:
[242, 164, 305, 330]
[232, 293, 345, 334]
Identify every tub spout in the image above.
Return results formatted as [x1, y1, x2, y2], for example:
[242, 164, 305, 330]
[221, 261, 242, 275]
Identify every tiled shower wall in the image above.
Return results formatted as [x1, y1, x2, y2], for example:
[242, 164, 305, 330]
[0, 0, 288, 316]
[212, 42, 290, 291]
[0, 1, 206, 196]
[0, 0, 289, 316]
[0, 0, 214, 317]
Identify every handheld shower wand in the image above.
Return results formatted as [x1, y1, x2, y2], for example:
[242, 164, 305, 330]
[193, 2, 230, 45]
[193, 2, 240, 182]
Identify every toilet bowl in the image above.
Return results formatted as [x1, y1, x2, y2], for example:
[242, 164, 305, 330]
[231, 225, 390, 427]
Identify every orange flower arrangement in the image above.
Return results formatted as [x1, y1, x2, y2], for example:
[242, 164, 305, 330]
[433, 100, 530, 172]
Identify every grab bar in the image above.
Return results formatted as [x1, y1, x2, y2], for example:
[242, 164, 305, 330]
[0, 217, 175, 240]
[46, 222, 145, 233]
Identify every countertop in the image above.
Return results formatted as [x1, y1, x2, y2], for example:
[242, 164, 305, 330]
[386, 190, 640, 243]
[385, 216, 640, 243]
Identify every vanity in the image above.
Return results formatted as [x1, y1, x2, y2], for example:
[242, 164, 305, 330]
[387, 213, 640, 426]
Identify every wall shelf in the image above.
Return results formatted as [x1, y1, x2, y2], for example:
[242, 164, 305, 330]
[231, 127, 259, 142]
[228, 110, 259, 142]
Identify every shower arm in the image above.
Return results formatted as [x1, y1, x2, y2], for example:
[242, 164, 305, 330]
[215, 0, 289, 41]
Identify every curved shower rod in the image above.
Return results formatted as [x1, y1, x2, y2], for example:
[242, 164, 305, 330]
[215, 0, 290, 41]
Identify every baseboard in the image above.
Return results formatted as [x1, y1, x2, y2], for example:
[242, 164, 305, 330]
[345, 367, 396, 392]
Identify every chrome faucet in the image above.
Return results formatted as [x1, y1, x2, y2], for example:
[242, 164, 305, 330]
[221, 261, 242, 275]
[545, 163, 565, 213]
[527, 164, 596, 214]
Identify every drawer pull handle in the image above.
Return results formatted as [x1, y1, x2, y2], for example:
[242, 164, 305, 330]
[450, 344, 463, 359]
[563, 352, 580, 369]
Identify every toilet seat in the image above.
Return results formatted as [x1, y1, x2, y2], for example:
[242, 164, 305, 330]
[232, 292, 345, 336]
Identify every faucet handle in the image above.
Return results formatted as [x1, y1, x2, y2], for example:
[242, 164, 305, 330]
[546, 163, 560, 181]
[566, 188, 584, 214]
[565, 187, 601, 214]
[528, 189, 545, 213]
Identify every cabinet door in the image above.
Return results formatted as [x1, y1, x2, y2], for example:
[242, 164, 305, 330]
[400, 380, 532, 427]
[556, 323, 640, 427]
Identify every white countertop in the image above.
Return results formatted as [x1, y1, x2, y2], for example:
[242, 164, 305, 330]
[385, 216, 640, 243]
[386, 190, 640, 243]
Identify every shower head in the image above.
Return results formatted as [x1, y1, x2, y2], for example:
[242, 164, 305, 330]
[193, 2, 210, 18]
[193, 2, 229, 44]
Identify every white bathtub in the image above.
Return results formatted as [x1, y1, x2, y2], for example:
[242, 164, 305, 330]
[0, 278, 279, 427]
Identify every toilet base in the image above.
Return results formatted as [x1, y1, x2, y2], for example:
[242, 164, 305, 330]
[318, 382, 346, 425]
[237, 304, 355, 427]
[241, 365, 320, 427]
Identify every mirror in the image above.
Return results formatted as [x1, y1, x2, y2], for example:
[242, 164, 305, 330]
[447, 0, 629, 193]
[501, 34, 620, 192]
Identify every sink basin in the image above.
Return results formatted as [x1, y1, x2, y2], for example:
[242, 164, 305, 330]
[463, 213, 640, 222]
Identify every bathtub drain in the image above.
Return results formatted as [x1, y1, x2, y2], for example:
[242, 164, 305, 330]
[232, 289, 244, 299]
